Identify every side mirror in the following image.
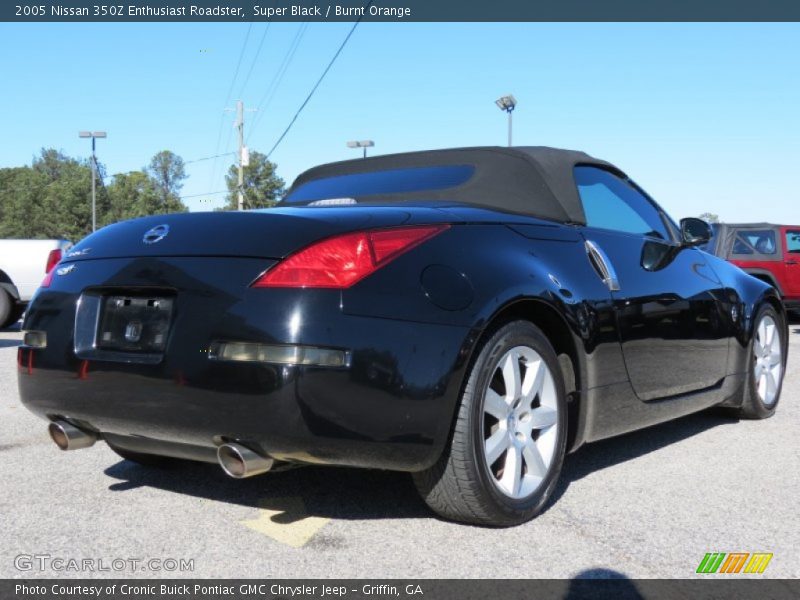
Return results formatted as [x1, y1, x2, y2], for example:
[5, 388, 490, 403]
[680, 218, 712, 246]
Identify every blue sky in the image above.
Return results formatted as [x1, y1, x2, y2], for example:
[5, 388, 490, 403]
[0, 22, 798, 222]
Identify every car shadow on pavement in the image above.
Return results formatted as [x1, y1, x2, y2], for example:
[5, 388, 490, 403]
[104, 458, 431, 521]
[103, 407, 740, 524]
[544, 408, 740, 513]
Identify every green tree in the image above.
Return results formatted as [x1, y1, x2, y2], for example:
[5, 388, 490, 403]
[223, 151, 285, 210]
[699, 212, 720, 223]
[34, 149, 111, 240]
[106, 170, 187, 224]
[147, 150, 187, 205]
[0, 148, 103, 240]
[0, 148, 188, 240]
[0, 166, 50, 238]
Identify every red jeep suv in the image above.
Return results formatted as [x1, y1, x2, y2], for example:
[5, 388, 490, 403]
[705, 223, 800, 312]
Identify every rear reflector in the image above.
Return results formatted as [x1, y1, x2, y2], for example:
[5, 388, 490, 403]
[251, 224, 449, 289]
[23, 331, 47, 348]
[209, 342, 350, 367]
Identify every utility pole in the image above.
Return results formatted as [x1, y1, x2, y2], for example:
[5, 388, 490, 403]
[226, 101, 256, 211]
[236, 100, 245, 211]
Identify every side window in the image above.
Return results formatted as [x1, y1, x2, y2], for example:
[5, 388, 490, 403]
[574, 166, 670, 240]
[786, 230, 800, 254]
[731, 230, 778, 257]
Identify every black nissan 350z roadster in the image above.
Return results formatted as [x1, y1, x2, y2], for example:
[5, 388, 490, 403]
[19, 147, 788, 526]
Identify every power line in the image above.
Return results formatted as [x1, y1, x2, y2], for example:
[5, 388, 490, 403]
[222, 22, 253, 109]
[208, 23, 254, 194]
[184, 151, 236, 165]
[215, 121, 236, 182]
[237, 23, 271, 100]
[179, 190, 228, 200]
[266, 9, 370, 159]
[246, 21, 310, 144]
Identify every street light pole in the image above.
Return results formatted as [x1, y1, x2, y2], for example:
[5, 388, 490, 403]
[347, 140, 375, 159]
[495, 95, 517, 147]
[91, 137, 96, 232]
[79, 131, 107, 232]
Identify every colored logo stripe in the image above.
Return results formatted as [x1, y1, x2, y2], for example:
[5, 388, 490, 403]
[697, 552, 772, 574]
[719, 553, 749, 574]
[697, 553, 726, 574]
[744, 553, 773, 574]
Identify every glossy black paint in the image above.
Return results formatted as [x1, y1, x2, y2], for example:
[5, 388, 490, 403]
[19, 200, 786, 471]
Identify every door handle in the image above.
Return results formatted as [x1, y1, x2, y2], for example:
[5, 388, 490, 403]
[787, 260, 798, 266]
[585, 240, 621, 292]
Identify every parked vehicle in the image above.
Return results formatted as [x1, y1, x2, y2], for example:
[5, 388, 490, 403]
[702, 223, 800, 312]
[19, 147, 788, 526]
[0, 239, 71, 328]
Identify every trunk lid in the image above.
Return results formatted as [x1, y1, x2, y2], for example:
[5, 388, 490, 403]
[63, 206, 454, 262]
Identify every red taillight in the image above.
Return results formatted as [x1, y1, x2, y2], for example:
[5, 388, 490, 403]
[40, 248, 62, 288]
[46, 248, 62, 273]
[252, 224, 450, 289]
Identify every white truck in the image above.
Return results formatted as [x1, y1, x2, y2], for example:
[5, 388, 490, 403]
[0, 239, 72, 328]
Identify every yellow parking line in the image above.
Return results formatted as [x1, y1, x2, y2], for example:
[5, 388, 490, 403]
[240, 496, 330, 548]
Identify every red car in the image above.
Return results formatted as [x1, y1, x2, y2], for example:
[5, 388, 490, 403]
[706, 223, 800, 312]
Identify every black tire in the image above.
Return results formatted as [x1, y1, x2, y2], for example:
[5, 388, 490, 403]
[7, 304, 24, 328]
[739, 304, 786, 419]
[0, 290, 13, 329]
[107, 442, 177, 467]
[413, 320, 568, 526]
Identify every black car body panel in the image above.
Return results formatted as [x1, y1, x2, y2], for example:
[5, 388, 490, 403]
[19, 146, 787, 472]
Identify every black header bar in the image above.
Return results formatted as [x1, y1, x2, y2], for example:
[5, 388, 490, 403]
[5, 0, 800, 22]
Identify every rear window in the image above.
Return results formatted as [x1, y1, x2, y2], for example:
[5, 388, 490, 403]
[283, 165, 475, 204]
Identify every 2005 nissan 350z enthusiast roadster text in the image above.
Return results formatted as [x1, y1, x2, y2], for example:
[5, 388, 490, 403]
[18, 147, 789, 526]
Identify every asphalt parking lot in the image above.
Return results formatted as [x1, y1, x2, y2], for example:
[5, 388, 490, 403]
[1, 316, 799, 580]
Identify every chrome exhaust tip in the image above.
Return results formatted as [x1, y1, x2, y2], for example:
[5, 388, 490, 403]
[217, 443, 274, 479]
[48, 420, 97, 451]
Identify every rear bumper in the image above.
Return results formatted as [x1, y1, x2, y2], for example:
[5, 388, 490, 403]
[17, 257, 473, 472]
[18, 315, 470, 471]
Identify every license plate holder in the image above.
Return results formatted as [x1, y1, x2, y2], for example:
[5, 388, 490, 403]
[96, 295, 173, 353]
[74, 292, 174, 364]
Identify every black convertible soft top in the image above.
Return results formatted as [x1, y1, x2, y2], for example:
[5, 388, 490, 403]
[285, 146, 624, 225]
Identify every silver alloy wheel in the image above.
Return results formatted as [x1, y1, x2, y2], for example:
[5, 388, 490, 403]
[753, 314, 783, 406]
[482, 345, 559, 499]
